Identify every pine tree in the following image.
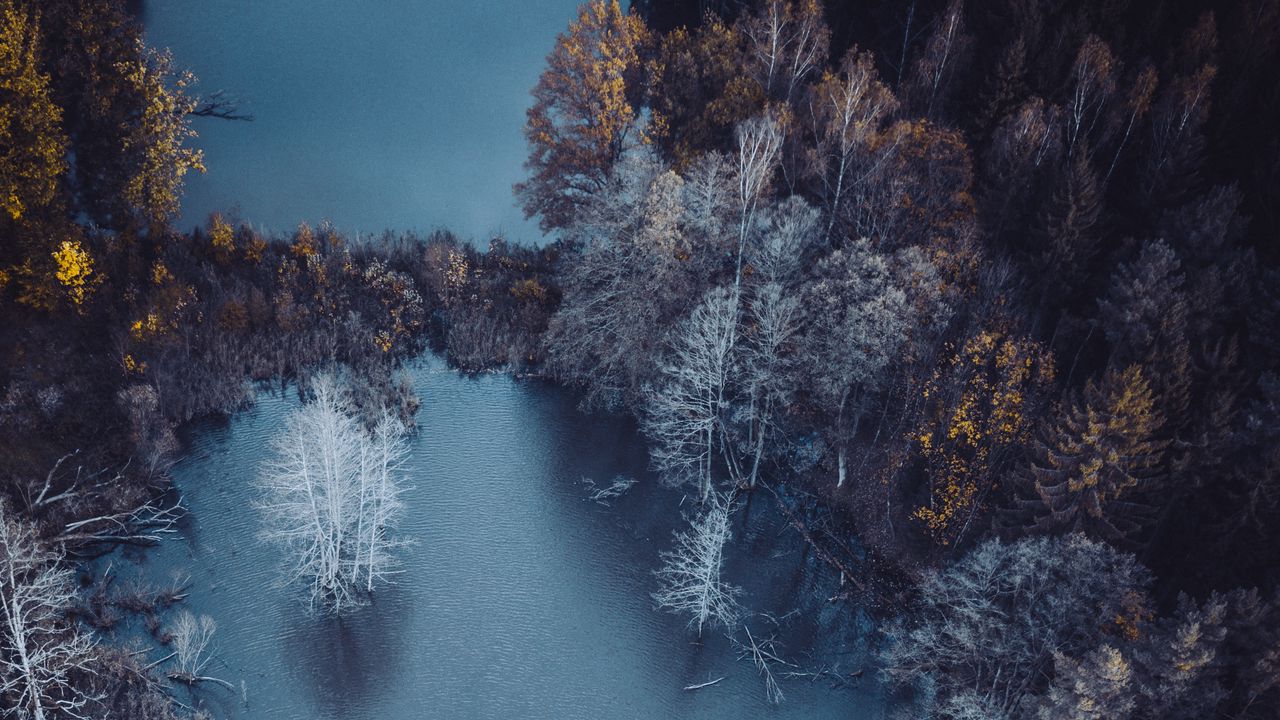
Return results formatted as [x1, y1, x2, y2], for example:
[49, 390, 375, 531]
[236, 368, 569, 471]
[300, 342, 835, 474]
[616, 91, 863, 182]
[1131, 594, 1228, 720]
[1030, 148, 1103, 318]
[1037, 645, 1135, 720]
[1016, 365, 1167, 544]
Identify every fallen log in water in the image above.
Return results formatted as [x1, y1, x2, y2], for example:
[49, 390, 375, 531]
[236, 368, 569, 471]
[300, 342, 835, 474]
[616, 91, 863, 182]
[683, 676, 726, 691]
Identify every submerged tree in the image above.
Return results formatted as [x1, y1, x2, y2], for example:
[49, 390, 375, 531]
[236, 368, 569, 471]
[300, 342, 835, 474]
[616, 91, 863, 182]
[652, 491, 741, 635]
[257, 375, 408, 614]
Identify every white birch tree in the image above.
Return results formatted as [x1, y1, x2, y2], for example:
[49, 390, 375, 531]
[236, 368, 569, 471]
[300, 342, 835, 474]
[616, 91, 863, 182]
[739, 282, 802, 488]
[257, 375, 408, 614]
[733, 113, 784, 291]
[641, 287, 740, 499]
[652, 492, 741, 636]
[0, 502, 99, 720]
[742, 0, 831, 104]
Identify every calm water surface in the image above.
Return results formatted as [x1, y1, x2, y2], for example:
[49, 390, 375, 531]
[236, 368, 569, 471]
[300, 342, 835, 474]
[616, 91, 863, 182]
[142, 0, 582, 241]
[115, 358, 880, 719]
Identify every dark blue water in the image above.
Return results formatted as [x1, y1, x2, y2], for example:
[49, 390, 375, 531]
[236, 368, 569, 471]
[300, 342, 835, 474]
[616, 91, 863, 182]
[143, 0, 582, 241]
[110, 357, 879, 719]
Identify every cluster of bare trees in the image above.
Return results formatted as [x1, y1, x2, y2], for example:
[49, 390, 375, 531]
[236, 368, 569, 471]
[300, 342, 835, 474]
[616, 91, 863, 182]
[0, 502, 100, 720]
[257, 374, 409, 614]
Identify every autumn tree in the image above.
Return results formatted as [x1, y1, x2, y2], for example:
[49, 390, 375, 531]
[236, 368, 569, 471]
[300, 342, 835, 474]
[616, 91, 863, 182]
[804, 48, 898, 244]
[516, 0, 652, 232]
[1013, 365, 1167, 545]
[646, 17, 762, 167]
[0, 0, 89, 313]
[911, 326, 1055, 547]
[0, 0, 65, 224]
[115, 45, 204, 229]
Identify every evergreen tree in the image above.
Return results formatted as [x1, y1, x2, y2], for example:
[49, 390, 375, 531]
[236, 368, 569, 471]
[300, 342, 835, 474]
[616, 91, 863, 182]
[1015, 365, 1167, 544]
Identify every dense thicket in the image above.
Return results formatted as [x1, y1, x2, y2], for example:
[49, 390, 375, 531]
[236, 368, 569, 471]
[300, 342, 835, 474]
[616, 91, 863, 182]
[513, 0, 1280, 716]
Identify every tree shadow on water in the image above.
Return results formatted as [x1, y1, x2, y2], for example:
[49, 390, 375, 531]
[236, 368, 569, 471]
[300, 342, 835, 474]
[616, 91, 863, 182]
[278, 583, 414, 717]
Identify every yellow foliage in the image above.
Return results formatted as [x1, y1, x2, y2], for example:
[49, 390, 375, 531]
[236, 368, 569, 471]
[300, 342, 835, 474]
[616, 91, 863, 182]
[122, 353, 146, 375]
[243, 230, 267, 264]
[0, 0, 67, 221]
[208, 213, 235, 262]
[51, 239, 95, 306]
[118, 43, 204, 225]
[509, 277, 548, 303]
[518, 0, 652, 229]
[151, 259, 174, 285]
[911, 327, 1055, 544]
[291, 223, 319, 259]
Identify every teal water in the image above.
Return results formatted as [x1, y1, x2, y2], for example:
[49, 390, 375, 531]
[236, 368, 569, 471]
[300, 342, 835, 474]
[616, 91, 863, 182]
[113, 357, 879, 719]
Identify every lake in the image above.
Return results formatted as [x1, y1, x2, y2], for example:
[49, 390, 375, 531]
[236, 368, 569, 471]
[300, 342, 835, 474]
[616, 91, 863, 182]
[109, 357, 880, 719]
[141, 0, 585, 242]
[128, 4, 881, 716]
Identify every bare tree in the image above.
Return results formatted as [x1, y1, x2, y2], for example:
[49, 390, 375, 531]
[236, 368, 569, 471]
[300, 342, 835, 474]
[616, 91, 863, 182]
[1064, 35, 1118, 160]
[641, 287, 740, 498]
[652, 492, 741, 635]
[257, 375, 408, 614]
[738, 282, 802, 488]
[736, 625, 794, 704]
[752, 195, 820, 286]
[733, 113, 784, 291]
[806, 50, 898, 244]
[800, 240, 910, 486]
[166, 611, 231, 690]
[544, 149, 703, 406]
[0, 502, 100, 720]
[742, 0, 831, 103]
[905, 0, 971, 119]
[881, 534, 1149, 719]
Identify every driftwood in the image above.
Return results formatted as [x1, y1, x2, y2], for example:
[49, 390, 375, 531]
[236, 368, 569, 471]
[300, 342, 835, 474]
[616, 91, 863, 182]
[683, 676, 725, 691]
